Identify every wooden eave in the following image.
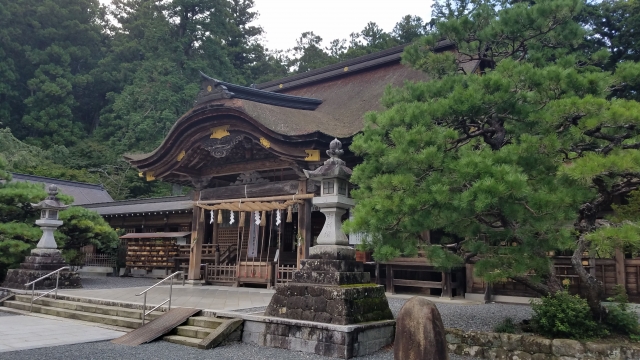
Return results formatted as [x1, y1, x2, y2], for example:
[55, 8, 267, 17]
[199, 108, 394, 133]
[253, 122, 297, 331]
[124, 105, 347, 183]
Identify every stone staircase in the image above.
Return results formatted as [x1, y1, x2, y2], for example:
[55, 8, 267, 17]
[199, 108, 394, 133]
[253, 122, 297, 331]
[0, 294, 242, 349]
[2, 294, 163, 329]
[164, 316, 243, 348]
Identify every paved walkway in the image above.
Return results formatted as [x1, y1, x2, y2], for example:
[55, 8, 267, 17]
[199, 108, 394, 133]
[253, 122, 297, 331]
[58, 285, 275, 311]
[0, 313, 124, 352]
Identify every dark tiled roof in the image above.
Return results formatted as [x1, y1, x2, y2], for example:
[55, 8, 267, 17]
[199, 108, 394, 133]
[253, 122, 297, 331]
[82, 195, 192, 215]
[11, 173, 113, 205]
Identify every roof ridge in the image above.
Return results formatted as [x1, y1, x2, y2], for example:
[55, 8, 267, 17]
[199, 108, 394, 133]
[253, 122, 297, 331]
[11, 172, 106, 190]
[254, 40, 454, 92]
[82, 195, 191, 208]
[254, 44, 408, 90]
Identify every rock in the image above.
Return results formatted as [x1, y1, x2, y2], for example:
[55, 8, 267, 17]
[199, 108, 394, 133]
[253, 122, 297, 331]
[521, 335, 552, 354]
[394, 297, 448, 360]
[552, 339, 584, 357]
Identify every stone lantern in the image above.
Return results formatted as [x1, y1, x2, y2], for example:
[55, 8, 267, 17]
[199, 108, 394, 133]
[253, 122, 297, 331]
[32, 185, 68, 253]
[303, 138, 355, 259]
[264, 139, 393, 326]
[1, 185, 81, 290]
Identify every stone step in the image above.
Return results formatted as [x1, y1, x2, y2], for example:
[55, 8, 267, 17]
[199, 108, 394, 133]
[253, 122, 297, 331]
[163, 334, 202, 347]
[292, 270, 371, 285]
[187, 316, 223, 329]
[175, 325, 213, 339]
[2, 300, 143, 329]
[13, 294, 162, 321]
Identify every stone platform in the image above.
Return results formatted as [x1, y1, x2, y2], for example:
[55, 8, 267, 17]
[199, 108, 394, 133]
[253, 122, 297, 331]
[214, 309, 395, 359]
[2, 250, 81, 290]
[3, 269, 81, 290]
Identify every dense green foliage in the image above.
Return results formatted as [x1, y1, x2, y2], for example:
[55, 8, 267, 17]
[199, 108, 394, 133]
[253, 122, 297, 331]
[604, 285, 640, 339]
[0, 0, 428, 200]
[0, 157, 118, 281]
[493, 317, 517, 334]
[345, 0, 640, 320]
[531, 291, 602, 339]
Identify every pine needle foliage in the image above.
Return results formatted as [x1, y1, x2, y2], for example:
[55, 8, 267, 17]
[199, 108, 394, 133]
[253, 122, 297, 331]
[345, 0, 640, 305]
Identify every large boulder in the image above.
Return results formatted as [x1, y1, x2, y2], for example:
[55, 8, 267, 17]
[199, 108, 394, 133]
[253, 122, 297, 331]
[394, 297, 448, 360]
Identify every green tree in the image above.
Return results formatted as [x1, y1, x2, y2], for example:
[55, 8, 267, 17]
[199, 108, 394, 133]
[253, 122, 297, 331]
[580, 0, 640, 100]
[56, 206, 120, 266]
[0, 156, 119, 281]
[289, 31, 336, 73]
[392, 15, 429, 43]
[0, 0, 108, 147]
[346, 0, 640, 318]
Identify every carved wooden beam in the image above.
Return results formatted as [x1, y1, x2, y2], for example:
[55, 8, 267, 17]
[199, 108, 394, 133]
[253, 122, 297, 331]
[198, 158, 292, 178]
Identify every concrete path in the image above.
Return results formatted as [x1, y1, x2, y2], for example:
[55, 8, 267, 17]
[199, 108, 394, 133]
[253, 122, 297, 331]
[0, 313, 124, 352]
[58, 285, 275, 311]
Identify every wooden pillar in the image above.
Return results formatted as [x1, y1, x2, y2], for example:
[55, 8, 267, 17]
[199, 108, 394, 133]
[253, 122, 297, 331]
[296, 180, 312, 269]
[442, 271, 452, 298]
[213, 210, 220, 265]
[465, 264, 474, 295]
[386, 264, 395, 294]
[615, 248, 627, 290]
[188, 192, 204, 281]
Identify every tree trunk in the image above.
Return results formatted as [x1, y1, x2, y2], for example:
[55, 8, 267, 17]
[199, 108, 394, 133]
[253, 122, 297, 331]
[574, 201, 606, 320]
[571, 238, 605, 320]
[511, 270, 564, 297]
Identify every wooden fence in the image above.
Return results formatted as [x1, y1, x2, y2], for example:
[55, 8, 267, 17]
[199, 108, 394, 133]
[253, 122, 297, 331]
[467, 250, 640, 301]
[82, 253, 116, 268]
[276, 264, 296, 284]
[205, 264, 237, 285]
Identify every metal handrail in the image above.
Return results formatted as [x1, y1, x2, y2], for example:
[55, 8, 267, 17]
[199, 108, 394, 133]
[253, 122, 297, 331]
[135, 271, 184, 325]
[25, 266, 69, 312]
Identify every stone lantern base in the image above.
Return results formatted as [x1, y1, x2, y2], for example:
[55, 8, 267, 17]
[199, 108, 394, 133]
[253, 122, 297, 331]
[264, 257, 393, 325]
[2, 249, 82, 290]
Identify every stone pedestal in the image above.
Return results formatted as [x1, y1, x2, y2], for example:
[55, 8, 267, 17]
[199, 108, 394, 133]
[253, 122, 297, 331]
[265, 258, 393, 325]
[1, 249, 81, 290]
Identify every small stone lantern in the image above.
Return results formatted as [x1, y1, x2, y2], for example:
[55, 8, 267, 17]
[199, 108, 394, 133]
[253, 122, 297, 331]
[1, 184, 82, 290]
[31, 185, 69, 253]
[303, 138, 355, 259]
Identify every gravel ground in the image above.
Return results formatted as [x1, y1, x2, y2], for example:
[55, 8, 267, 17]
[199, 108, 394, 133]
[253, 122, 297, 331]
[229, 298, 533, 333]
[79, 276, 159, 290]
[0, 310, 16, 316]
[387, 298, 533, 332]
[0, 338, 477, 360]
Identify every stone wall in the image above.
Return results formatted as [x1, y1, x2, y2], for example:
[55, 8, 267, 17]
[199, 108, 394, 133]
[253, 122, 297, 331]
[240, 316, 395, 359]
[446, 328, 640, 360]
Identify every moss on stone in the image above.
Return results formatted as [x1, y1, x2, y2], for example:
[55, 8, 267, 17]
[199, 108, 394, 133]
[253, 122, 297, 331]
[339, 283, 378, 288]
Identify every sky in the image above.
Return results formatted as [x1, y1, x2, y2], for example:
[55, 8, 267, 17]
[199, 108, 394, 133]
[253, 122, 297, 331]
[251, 0, 434, 51]
[98, 0, 434, 51]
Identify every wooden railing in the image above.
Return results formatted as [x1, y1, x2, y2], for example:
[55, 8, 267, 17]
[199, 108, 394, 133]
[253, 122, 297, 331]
[205, 263, 237, 284]
[177, 244, 218, 257]
[276, 264, 296, 284]
[82, 253, 116, 268]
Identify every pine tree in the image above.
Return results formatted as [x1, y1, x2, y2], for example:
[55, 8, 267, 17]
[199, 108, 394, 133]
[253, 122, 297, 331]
[345, 0, 640, 317]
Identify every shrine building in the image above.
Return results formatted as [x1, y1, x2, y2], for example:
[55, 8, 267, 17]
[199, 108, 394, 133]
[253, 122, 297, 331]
[83, 42, 480, 298]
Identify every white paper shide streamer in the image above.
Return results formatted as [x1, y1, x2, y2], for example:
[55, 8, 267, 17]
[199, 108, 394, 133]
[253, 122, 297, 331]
[276, 209, 281, 226]
[254, 211, 261, 225]
[210, 210, 214, 224]
[230, 211, 235, 225]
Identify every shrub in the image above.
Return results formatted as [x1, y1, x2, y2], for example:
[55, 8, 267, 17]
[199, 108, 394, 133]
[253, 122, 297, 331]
[494, 317, 517, 333]
[605, 285, 640, 339]
[531, 291, 603, 339]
